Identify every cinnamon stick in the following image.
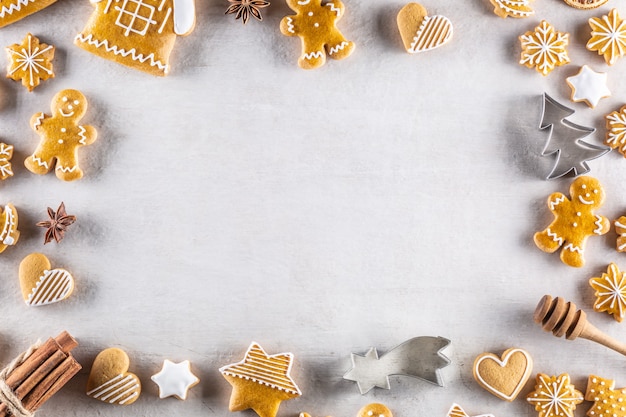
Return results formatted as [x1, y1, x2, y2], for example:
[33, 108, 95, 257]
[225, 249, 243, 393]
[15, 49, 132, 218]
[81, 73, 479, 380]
[4, 339, 58, 389]
[14, 350, 66, 399]
[23, 356, 81, 411]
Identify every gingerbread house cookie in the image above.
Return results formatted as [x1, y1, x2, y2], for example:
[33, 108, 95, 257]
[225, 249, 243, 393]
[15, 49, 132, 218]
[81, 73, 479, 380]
[0, 0, 57, 28]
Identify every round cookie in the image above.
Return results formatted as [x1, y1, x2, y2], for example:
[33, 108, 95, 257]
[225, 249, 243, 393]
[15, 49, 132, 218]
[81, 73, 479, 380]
[357, 404, 392, 417]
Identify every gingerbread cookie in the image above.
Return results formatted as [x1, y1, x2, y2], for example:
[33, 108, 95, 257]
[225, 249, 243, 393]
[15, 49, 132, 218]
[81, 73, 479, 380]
[0, 142, 14, 180]
[589, 264, 626, 322]
[75, 0, 196, 76]
[616, 216, 626, 251]
[6, 33, 54, 92]
[87, 348, 141, 405]
[19, 253, 74, 306]
[520, 21, 570, 76]
[473, 348, 533, 401]
[279, 0, 355, 69]
[0, 0, 57, 28]
[489, 0, 533, 18]
[533, 176, 609, 268]
[527, 373, 583, 417]
[606, 106, 626, 158]
[586, 375, 626, 417]
[357, 404, 392, 417]
[587, 9, 626, 66]
[220, 342, 301, 417]
[396, 3, 453, 54]
[564, 0, 608, 9]
[25, 89, 97, 181]
[151, 360, 199, 400]
[0, 203, 18, 253]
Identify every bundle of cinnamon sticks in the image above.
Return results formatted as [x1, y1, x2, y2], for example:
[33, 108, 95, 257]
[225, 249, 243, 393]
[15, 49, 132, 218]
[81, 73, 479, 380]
[0, 331, 81, 417]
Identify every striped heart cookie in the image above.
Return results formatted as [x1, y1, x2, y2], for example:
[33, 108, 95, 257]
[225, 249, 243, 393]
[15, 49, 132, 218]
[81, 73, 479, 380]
[19, 253, 74, 306]
[397, 3, 453, 54]
[87, 348, 141, 405]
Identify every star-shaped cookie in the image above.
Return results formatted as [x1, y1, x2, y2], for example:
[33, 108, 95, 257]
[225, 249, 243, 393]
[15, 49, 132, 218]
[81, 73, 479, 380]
[151, 360, 199, 400]
[590, 263, 626, 322]
[6, 33, 54, 91]
[526, 373, 583, 417]
[220, 342, 301, 417]
[566, 65, 610, 108]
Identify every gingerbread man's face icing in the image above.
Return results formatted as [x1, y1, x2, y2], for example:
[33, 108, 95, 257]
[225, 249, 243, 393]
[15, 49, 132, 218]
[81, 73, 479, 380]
[51, 90, 88, 120]
[570, 176, 605, 209]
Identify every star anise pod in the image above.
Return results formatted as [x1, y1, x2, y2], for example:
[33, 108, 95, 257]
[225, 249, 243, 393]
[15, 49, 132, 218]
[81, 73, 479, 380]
[36, 202, 76, 244]
[225, 0, 270, 24]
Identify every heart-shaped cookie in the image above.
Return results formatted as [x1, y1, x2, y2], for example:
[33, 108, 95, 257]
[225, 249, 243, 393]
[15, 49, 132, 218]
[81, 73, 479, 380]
[87, 348, 141, 405]
[472, 348, 533, 401]
[19, 253, 74, 306]
[397, 3, 453, 54]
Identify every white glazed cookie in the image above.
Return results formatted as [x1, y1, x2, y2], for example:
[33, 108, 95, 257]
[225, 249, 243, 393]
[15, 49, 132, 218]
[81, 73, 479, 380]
[151, 360, 199, 400]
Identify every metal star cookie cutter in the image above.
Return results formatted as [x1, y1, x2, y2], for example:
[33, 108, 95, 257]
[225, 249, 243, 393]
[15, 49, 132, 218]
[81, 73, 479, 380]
[343, 336, 451, 394]
[540, 93, 610, 180]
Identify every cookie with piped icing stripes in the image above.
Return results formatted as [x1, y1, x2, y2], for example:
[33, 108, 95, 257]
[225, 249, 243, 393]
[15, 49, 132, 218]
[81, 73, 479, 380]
[397, 3, 453, 54]
[19, 253, 73, 306]
[0, 203, 19, 253]
[0, 0, 57, 28]
[87, 348, 141, 405]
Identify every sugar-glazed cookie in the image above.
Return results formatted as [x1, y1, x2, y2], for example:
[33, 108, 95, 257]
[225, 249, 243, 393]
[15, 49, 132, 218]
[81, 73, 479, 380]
[396, 3, 453, 54]
[151, 359, 199, 400]
[586, 376, 626, 417]
[19, 253, 74, 306]
[279, 0, 355, 69]
[87, 348, 141, 405]
[587, 9, 626, 66]
[520, 21, 570, 76]
[565, 65, 610, 109]
[25, 89, 97, 181]
[589, 264, 626, 322]
[0, 0, 57, 28]
[6, 33, 54, 92]
[75, 0, 196, 76]
[220, 342, 301, 417]
[527, 373, 583, 417]
[533, 176, 610, 268]
[473, 348, 533, 401]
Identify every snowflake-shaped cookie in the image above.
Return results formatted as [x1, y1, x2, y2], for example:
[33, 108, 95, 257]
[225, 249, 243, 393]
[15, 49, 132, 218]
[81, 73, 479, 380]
[526, 373, 583, 417]
[590, 263, 626, 322]
[5, 33, 54, 92]
[520, 21, 570, 76]
[0, 143, 13, 180]
[587, 9, 626, 66]
[606, 105, 626, 157]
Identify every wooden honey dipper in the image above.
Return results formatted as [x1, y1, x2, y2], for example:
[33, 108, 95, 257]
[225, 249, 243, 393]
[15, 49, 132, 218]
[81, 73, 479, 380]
[534, 295, 626, 356]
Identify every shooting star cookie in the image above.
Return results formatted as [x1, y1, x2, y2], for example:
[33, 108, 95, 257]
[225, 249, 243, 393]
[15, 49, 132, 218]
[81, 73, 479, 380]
[343, 336, 451, 394]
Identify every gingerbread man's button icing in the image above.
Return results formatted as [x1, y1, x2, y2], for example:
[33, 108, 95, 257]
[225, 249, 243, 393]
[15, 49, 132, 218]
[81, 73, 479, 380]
[25, 89, 97, 182]
[280, 0, 355, 69]
[75, 0, 196, 76]
[534, 176, 610, 268]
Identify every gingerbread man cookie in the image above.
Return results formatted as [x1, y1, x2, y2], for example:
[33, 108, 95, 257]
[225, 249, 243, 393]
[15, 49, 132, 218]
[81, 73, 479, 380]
[534, 176, 609, 268]
[25, 89, 97, 181]
[280, 0, 355, 69]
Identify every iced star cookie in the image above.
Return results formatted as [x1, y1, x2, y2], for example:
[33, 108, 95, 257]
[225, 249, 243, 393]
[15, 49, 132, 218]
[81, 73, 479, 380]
[75, 0, 196, 76]
[220, 342, 301, 417]
[586, 376, 626, 417]
[520, 21, 570, 76]
[87, 348, 141, 405]
[19, 253, 74, 306]
[587, 9, 626, 66]
[527, 374, 583, 417]
[279, 0, 355, 69]
[396, 3, 453, 54]
[473, 348, 533, 401]
[533, 176, 610, 268]
[0, 143, 14, 180]
[151, 360, 199, 400]
[6, 33, 54, 92]
[490, 0, 533, 18]
[0, 0, 57, 28]
[25, 89, 97, 181]
[0, 202, 18, 253]
[566, 65, 610, 109]
[589, 264, 626, 322]
[564, 0, 608, 9]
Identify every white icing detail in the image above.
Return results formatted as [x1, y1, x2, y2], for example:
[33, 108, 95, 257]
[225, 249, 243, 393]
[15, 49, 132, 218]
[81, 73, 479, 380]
[286, 17, 295, 34]
[103, 0, 112, 13]
[549, 195, 565, 210]
[0, 144, 13, 179]
[303, 51, 324, 60]
[564, 243, 582, 253]
[114, 0, 157, 36]
[158, 7, 172, 33]
[78, 126, 87, 145]
[594, 215, 604, 234]
[25, 269, 73, 306]
[0, 205, 17, 246]
[546, 228, 564, 245]
[173, 0, 195, 35]
[33, 113, 45, 129]
[297, 0, 310, 4]
[87, 374, 140, 404]
[75, 34, 169, 73]
[0, 0, 35, 18]
[447, 403, 495, 417]
[328, 41, 349, 55]
[7, 35, 54, 87]
[31, 155, 48, 169]
[0, 143, 11, 157]
[409, 14, 453, 53]
[473, 349, 532, 401]
[151, 360, 199, 400]
[56, 165, 78, 173]
[491, 0, 533, 17]
[59, 109, 75, 117]
[579, 195, 594, 205]
[326, 2, 340, 16]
